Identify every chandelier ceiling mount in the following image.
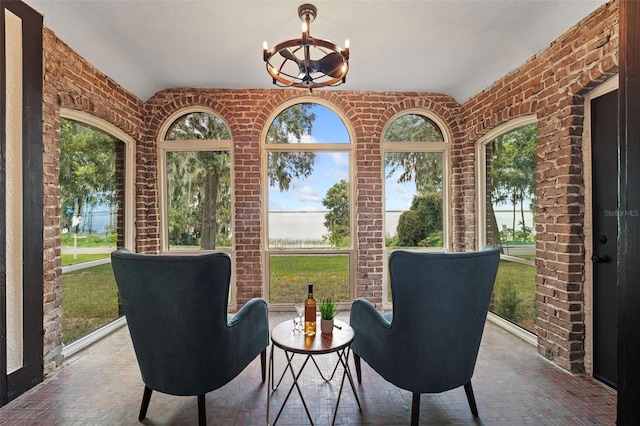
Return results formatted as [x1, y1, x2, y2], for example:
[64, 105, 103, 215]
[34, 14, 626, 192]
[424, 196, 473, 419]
[263, 3, 350, 92]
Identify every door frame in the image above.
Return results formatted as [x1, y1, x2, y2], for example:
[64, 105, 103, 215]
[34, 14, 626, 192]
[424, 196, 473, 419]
[1, 0, 44, 406]
[582, 74, 618, 378]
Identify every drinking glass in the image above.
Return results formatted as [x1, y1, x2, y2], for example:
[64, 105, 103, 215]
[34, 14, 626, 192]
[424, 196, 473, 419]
[294, 302, 305, 332]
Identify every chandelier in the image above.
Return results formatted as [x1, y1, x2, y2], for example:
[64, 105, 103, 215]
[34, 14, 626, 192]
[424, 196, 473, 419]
[263, 3, 350, 92]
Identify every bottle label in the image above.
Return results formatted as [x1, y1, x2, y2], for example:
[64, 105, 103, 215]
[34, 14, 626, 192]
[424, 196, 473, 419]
[305, 305, 315, 322]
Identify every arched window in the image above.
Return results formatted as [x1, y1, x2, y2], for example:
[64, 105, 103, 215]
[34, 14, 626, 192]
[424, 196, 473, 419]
[478, 117, 537, 334]
[159, 110, 233, 252]
[263, 101, 353, 305]
[58, 110, 135, 348]
[382, 112, 449, 305]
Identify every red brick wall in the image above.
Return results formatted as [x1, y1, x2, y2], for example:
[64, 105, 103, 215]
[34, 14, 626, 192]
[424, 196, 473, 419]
[144, 90, 462, 307]
[40, 0, 618, 376]
[461, 1, 618, 371]
[42, 28, 145, 374]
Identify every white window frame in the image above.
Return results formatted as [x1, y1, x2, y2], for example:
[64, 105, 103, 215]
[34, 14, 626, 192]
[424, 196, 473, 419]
[261, 98, 356, 308]
[381, 109, 451, 309]
[475, 114, 537, 257]
[157, 107, 236, 305]
[61, 109, 136, 250]
[476, 114, 539, 342]
[59, 109, 137, 358]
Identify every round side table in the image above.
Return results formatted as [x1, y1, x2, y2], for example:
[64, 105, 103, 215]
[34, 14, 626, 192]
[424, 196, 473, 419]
[266, 318, 362, 425]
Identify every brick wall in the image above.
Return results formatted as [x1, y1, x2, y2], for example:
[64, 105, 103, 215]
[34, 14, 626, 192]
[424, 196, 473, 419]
[144, 90, 462, 307]
[40, 0, 618, 376]
[461, 1, 618, 371]
[42, 28, 145, 374]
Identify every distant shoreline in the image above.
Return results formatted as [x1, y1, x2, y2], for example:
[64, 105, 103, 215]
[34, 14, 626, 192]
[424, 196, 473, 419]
[269, 210, 534, 240]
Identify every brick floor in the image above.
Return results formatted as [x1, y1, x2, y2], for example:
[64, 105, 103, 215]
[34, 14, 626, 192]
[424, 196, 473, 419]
[0, 312, 616, 425]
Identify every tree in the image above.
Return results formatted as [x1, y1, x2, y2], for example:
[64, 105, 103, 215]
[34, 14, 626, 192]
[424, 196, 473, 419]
[166, 105, 319, 250]
[384, 114, 444, 192]
[383, 114, 443, 142]
[385, 151, 443, 193]
[487, 124, 537, 243]
[322, 180, 350, 247]
[396, 210, 424, 247]
[59, 119, 117, 234]
[165, 113, 231, 249]
[396, 191, 443, 247]
[266, 103, 316, 191]
[383, 114, 445, 247]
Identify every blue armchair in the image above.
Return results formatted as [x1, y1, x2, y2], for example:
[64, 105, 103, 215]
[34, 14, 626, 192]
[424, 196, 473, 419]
[111, 249, 269, 425]
[350, 248, 500, 425]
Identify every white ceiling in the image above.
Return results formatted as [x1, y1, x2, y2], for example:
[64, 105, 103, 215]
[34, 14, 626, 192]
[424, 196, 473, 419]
[23, 0, 608, 103]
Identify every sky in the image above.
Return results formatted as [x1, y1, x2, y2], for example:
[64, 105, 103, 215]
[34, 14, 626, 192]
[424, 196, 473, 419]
[268, 103, 418, 212]
[266, 103, 534, 214]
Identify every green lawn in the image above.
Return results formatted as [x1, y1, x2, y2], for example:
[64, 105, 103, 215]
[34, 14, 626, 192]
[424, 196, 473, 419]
[62, 263, 120, 344]
[269, 254, 350, 303]
[385, 257, 537, 333]
[61, 253, 110, 267]
[492, 260, 537, 332]
[60, 252, 538, 343]
[60, 233, 116, 247]
[513, 254, 536, 261]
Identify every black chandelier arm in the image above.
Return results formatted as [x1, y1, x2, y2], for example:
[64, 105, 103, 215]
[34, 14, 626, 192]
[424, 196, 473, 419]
[266, 64, 348, 90]
[264, 60, 348, 89]
[269, 75, 347, 90]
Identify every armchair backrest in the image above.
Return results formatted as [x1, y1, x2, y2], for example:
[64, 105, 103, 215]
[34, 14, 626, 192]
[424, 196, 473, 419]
[387, 247, 500, 393]
[111, 249, 234, 396]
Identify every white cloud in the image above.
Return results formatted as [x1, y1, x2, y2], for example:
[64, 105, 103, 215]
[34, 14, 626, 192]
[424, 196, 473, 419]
[393, 182, 407, 195]
[269, 201, 288, 211]
[287, 133, 318, 144]
[319, 153, 349, 183]
[332, 152, 349, 168]
[294, 185, 321, 202]
[300, 134, 318, 144]
[323, 168, 348, 182]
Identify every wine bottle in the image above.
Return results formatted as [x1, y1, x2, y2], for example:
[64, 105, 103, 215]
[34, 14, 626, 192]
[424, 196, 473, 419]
[304, 283, 316, 336]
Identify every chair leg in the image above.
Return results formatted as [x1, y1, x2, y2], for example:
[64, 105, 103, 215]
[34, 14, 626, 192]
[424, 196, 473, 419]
[463, 380, 479, 417]
[198, 395, 206, 426]
[411, 393, 420, 426]
[353, 353, 362, 383]
[138, 386, 153, 421]
[261, 349, 267, 382]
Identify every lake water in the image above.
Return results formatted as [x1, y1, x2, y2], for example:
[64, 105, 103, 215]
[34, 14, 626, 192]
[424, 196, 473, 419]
[84, 207, 534, 240]
[269, 210, 534, 240]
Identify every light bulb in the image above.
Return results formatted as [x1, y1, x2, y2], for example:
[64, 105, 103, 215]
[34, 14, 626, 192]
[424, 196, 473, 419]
[263, 41, 268, 50]
[345, 39, 350, 49]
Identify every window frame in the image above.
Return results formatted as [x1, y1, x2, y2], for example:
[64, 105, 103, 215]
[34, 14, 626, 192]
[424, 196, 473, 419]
[476, 114, 537, 256]
[157, 107, 236, 303]
[59, 109, 136, 357]
[261, 98, 356, 307]
[381, 109, 451, 309]
[158, 107, 234, 254]
[476, 115, 538, 336]
[61, 108, 136, 250]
